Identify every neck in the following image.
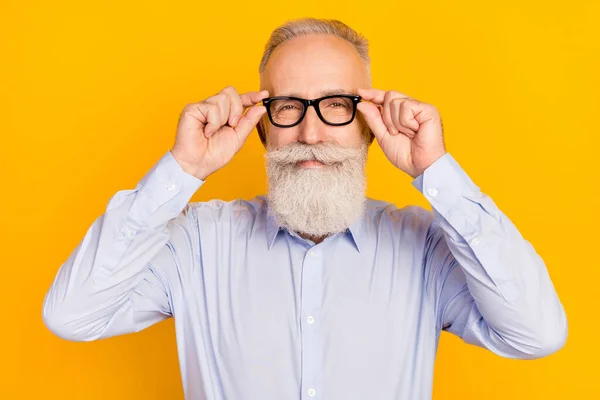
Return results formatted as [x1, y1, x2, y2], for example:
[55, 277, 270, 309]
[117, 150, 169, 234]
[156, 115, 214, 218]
[299, 232, 328, 245]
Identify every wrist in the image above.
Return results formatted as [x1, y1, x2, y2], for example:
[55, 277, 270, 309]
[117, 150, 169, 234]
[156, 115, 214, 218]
[170, 151, 209, 180]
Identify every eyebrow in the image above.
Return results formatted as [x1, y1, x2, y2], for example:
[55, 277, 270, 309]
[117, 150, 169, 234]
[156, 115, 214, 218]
[277, 88, 353, 98]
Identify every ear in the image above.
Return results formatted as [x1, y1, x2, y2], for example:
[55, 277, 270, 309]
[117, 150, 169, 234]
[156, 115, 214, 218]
[366, 127, 375, 145]
[357, 112, 375, 145]
[257, 117, 267, 147]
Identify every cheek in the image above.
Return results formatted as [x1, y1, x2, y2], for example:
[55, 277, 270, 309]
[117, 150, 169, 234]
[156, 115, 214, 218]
[267, 127, 299, 148]
[333, 123, 364, 147]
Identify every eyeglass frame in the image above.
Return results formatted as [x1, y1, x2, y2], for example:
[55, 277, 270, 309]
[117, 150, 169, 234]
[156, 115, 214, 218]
[261, 94, 362, 128]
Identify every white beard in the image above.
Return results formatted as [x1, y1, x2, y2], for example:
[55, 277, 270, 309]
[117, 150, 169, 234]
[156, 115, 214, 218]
[265, 141, 368, 238]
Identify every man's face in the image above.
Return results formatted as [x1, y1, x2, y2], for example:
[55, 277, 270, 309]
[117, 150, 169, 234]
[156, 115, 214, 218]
[261, 34, 370, 151]
[259, 34, 370, 239]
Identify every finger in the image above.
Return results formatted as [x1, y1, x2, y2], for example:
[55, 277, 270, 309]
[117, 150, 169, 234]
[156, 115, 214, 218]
[234, 105, 267, 142]
[240, 90, 270, 108]
[205, 108, 223, 138]
[400, 99, 421, 132]
[204, 93, 229, 136]
[391, 98, 417, 137]
[357, 88, 387, 105]
[358, 87, 413, 102]
[383, 93, 399, 135]
[232, 89, 269, 128]
[222, 86, 244, 127]
[199, 102, 222, 138]
[356, 101, 389, 142]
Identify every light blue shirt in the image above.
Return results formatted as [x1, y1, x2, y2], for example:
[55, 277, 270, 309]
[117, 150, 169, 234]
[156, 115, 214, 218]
[42, 150, 568, 400]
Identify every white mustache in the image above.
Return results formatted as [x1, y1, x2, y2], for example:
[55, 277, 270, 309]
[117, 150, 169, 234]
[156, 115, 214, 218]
[265, 142, 362, 165]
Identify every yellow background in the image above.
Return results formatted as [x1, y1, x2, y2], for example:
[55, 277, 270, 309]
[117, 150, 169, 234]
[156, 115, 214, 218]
[1, 0, 598, 398]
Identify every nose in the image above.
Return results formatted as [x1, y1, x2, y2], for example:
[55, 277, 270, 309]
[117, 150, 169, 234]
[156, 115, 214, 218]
[297, 105, 328, 145]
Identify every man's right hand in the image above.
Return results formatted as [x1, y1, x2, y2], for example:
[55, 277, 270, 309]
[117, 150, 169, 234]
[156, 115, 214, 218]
[171, 86, 269, 180]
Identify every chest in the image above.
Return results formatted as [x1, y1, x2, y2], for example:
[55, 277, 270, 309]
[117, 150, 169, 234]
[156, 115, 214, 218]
[175, 232, 433, 355]
[170, 232, 438, 398]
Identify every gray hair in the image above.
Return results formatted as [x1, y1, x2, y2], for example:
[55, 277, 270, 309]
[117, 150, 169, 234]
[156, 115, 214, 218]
[258, 17, 371, 84]
[256, 18, 375, 146]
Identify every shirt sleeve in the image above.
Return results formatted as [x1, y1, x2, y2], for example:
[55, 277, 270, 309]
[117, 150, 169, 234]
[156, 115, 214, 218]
[412, 152, 568, 359]
[42, 150, 204, 341]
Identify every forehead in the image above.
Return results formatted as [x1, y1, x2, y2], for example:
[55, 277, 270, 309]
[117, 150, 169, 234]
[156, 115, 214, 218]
[262, 34, 368, 98]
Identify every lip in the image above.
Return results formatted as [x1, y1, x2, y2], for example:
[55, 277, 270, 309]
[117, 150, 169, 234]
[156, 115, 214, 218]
[297, 160, 325, 168]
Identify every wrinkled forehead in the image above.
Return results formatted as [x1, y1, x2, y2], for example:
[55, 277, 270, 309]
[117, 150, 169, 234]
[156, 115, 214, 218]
[261, 35, 368, 98]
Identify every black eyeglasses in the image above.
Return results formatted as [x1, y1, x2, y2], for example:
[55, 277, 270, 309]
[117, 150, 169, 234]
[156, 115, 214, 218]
[262, 94, 361, 128]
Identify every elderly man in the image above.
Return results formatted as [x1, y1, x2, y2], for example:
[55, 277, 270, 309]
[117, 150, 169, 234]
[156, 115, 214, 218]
[43, 17, 567, 400]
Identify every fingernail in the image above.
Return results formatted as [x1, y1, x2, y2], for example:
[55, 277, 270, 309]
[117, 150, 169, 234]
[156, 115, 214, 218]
[231, 116, 239, 126]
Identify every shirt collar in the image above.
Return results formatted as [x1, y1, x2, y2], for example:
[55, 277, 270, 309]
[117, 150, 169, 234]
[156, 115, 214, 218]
[265, 199, 283, 249]
[264, 197, 364, 253]
[346, 215, 364, 253]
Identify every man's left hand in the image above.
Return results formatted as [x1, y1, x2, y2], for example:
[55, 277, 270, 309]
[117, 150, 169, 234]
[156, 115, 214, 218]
[357, 88, 447, 179]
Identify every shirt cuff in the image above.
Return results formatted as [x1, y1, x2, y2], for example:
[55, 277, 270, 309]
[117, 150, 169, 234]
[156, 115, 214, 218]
[130, 150, 205, 223]
[411, 152, 495, 242]
[411, 152, 481, 214]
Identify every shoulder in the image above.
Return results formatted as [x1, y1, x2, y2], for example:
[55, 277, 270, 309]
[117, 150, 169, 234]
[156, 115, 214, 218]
[364, 198, 434, 230]
[188, 195, 267, 224]
[358, 198, 438, 251]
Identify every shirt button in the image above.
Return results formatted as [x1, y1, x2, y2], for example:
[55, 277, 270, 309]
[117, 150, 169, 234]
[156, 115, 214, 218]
[470, 237, 480, 246]
[166, 183, 176, 191]
[124, 230, 133, 238]
[308, 388, 316, 397]
[307, 316, 315, 324]
[428, 188, 438, 197]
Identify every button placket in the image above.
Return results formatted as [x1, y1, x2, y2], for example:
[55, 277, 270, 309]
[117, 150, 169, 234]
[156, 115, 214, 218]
[300, 247, 323, 399]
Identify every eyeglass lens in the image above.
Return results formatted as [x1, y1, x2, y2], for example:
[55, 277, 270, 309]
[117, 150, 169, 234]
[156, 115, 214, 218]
[268, 96, 355, 126]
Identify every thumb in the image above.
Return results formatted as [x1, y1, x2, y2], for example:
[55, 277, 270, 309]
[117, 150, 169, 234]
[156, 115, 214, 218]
[357, 101, 388, 142]
[234, 105, 267, 142]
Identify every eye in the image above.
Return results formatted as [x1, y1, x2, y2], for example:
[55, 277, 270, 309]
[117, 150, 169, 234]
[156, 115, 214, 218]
[322, 97, 352, 109]
[274, 102, 302, 113]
